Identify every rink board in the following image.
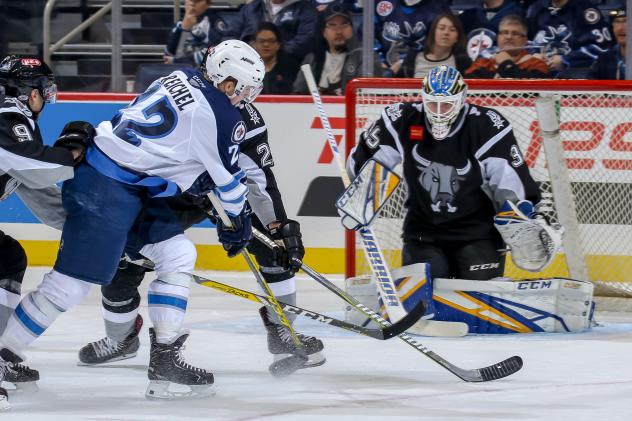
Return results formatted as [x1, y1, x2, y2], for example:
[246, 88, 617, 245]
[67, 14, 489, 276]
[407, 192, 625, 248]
[2, 93, 631, 280]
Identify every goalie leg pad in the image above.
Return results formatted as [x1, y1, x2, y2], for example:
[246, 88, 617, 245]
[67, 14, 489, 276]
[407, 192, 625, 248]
[432, 277, 594, 334]
[378, 263, 435, 320]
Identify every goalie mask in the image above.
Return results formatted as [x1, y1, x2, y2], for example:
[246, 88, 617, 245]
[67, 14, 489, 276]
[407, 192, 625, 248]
[201, 40, 265, 105]
[421, 65, 467, 140]
[0, 55, 57, 109]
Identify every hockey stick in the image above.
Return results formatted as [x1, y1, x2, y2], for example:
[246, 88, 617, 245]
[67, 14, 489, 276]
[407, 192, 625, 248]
[301, 64, 406, 322]
[300, 65, 467, 337]
[190, 274, 418, 340]
[296, 258, 523, 382]
[250, 227, 426, 338]
[207, 192, 306, 375]
[252, 227, 522, 382]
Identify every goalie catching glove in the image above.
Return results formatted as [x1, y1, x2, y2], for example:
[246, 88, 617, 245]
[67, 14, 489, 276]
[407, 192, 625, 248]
[215, 203, 253, 258]
[269, 219, 305, 273]
[494, 200, 563, 272]
[53, 120, 95, 165]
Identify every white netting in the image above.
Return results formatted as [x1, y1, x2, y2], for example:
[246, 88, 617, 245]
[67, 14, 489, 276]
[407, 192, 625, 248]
[346, 80, 632, 309]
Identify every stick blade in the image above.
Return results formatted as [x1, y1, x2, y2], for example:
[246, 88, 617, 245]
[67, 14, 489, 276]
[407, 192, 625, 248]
[382, 300, 426, 339]
[476, 355, 524, 382]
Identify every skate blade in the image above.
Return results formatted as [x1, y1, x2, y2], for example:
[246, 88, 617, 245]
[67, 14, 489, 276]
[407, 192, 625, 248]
[145, 380, 216, 401]
[300, 351, 326, 369]
[77, 352, 138, 366]
[0, 396, 9, 412]
[5, 381, 39, 393]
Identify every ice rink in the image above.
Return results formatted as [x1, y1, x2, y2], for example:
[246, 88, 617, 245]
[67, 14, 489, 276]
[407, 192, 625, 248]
[3, 267, 632, 421]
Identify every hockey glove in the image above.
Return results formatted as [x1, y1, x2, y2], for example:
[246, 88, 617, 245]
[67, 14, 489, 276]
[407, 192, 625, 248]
[269, 219, 305, 273]
[494, 200, 563, 272]
[53, 121, 95, 165]
[215, 203, 253, 258]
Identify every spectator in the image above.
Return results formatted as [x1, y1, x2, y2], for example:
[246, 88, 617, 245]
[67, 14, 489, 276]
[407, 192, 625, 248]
[459, 0, 525, 61]
[374, 0, 450, 77]
[164, 0, 228, 65]
[225, 0, 319, 62]
[400, 12, 471, 78]
[253, 22, 300, 94]
[527, 0, 612, 78]
[589, 8, 626, 80]
[293, 3, 379, 95]
[465, 14, 549, 78]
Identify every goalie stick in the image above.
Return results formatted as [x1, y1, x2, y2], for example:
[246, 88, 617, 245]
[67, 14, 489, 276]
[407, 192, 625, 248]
[207, 191, 307, 376]
[252, 227, 523, 382]
[301, 65, 467, 338]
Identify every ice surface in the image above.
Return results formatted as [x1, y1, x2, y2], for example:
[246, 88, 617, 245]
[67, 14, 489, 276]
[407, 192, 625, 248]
[3, 267, 632, 420]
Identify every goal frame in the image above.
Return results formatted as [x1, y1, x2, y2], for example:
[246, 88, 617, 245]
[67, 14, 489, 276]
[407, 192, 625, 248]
[344, 78, 632, 281]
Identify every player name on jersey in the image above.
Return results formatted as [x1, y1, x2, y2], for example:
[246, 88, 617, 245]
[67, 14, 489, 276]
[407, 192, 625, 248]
[161, 74, 195, 111]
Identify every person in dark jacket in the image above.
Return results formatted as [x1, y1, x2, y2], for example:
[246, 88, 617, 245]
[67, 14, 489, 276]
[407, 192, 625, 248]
[164, 0, 228, 66]
[589, 8, 626, 80]
[225, 0, 319, 62]
[400, 12, 471, 78]
[293, 3, 379, 95]
[252, 22, 300, 94]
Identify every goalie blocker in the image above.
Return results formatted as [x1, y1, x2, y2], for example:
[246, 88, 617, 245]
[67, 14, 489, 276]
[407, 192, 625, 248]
[346, 263, 595, 334]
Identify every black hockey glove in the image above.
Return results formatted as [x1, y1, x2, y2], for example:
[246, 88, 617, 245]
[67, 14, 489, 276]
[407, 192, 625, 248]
[215, 203, 253, 258]
[53, 121, 95, 165]
[269, 219, 304, 273]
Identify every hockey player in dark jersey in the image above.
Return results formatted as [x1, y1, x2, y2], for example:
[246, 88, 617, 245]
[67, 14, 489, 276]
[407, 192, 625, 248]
[527, 0, 612, 76]
[347, 65, 545, 283]
[459, 0, 525, 61]
[74, 101, 325, 379]
[374, 0, 450, 76]
[0, 55, 88, 409]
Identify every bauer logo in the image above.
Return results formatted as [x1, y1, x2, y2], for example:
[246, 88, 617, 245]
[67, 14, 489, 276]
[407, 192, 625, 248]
[360, 229, 399, 307]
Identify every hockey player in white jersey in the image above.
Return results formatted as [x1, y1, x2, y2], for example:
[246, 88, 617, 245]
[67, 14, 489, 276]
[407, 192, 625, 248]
[0, 40, 265, 407]
[0, 55, 89, 410]
[74, 101, 325, 379]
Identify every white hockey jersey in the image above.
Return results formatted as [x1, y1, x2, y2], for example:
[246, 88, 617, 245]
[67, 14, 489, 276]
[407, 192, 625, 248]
[90, 69, 248, 216]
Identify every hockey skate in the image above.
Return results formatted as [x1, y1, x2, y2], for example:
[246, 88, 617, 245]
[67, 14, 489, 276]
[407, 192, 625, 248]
[78, 314, 143, 365]
[145, 328, 215, 400]
[0, 358, 8, 411]
[0, 348, 39, 393]
[259, 307, 325, 377]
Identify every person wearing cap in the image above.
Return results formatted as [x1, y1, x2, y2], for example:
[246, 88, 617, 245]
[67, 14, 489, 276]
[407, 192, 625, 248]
[293, 2, 379, 95]
[589, 8, 626, 80]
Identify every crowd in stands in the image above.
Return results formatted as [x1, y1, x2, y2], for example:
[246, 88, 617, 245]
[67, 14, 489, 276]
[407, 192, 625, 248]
[148, 0, 627, 95]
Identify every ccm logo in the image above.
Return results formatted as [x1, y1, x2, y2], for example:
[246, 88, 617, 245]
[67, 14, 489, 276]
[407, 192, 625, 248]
[469, 263, 500, 271]
[517, 280, 552, 290]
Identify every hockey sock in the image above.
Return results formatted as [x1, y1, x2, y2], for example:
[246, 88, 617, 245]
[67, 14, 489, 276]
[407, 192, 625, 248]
[148, 273, 190, 343]
[1, 270, 91, 357]
[263, 277, 297, 325]
[0, 287, 20, 335]
[103, 305, 140, 343]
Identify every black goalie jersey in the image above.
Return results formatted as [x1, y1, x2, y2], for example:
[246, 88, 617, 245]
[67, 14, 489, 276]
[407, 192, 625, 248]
[0, 96, 74, 201]
[349, 102, 541, 243]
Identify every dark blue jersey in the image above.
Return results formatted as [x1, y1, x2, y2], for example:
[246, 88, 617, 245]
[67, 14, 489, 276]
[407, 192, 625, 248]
[459, 0, 525, 60]
[589, 44, 625, 80]
[374, 0, 450, 69]
[527, 0, 613, 69]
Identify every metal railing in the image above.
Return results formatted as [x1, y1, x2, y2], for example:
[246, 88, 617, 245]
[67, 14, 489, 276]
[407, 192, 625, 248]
[43, 0, 182, 91]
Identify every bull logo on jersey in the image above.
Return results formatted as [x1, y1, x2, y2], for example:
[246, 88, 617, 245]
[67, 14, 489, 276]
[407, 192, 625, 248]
[412, 144, 471, 213]
[533, 25, 572, 56]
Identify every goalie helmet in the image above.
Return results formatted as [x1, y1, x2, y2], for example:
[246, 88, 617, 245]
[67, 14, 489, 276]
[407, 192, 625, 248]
[201, 40, 265, 104]
[0, 55, 57, 106]
[421, 65, 467, 140]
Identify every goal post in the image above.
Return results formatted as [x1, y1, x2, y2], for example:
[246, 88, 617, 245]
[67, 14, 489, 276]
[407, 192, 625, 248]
[344, 78, 632, 310]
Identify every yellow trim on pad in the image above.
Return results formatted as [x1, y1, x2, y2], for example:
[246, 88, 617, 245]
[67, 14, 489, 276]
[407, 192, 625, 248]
[19, 240, 346, 273]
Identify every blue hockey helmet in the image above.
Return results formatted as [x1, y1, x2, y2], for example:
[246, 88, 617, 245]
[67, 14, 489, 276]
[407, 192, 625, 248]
[421, 65, 467, 140]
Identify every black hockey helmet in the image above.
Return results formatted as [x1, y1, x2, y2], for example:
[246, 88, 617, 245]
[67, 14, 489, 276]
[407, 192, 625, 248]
[0, 55, 57, 104]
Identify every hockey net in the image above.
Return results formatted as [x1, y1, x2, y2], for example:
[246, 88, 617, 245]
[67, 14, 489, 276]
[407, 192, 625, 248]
[345, 79, 632, 311]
